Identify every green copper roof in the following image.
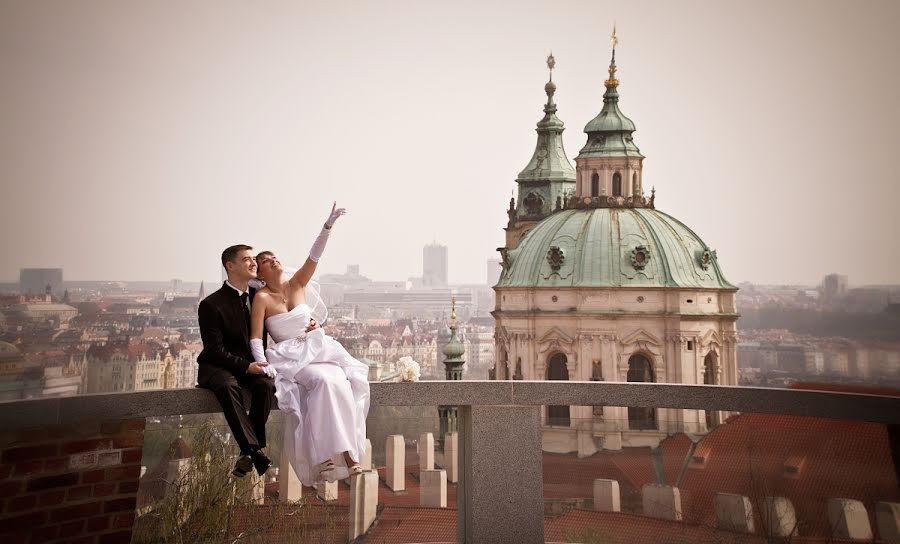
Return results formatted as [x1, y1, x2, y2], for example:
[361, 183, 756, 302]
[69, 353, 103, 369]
[517, 81, 576, 183]
[577, 52, 643, 159]
[497, 208, 735, 289]
[442, 323, 465, 362]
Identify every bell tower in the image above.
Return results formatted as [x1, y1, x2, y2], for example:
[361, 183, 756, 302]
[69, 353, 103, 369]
[505, 54, 576, 250]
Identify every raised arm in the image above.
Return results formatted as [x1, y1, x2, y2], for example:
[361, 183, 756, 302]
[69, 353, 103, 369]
[289, 202, 346, 289]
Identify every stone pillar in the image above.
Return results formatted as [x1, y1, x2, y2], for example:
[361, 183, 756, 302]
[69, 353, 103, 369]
[828, 498, 873, 540]
[715, 493, 754, 533]
[360, 438, 373, 471]
[876, 502, 900, 543]
[279, 417, 302, 501]
[593, 479, 620, 512]
[762, 496, 798, 538]
[459, 405, 544, 543]
[385, 434, 405, 492]
[576, 428, 598, 459]
[247, 471, 265, 505]
[418, 432, 435, 470]
[348, 471, 379, 540]
[443, 432, 458, 483]
[315, 480, 338, 501]
[642, 484, 682, 521]
[420, 469, 447, 507]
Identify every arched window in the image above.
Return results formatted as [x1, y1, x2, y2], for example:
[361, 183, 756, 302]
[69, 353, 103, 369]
[612, 172, 622, 196]
[627, 354, 656, 430]
[632, 172, 638, 194]
[591, 173, 600, 197]
[703, 352, 719, 428]
[547, 353, 570, 426]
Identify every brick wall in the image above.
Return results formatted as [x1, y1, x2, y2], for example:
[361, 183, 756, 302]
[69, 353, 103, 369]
[0, 418, 145, 544]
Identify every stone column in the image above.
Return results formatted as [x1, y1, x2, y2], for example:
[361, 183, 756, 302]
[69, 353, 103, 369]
[715, 493, 754, 533]
[348, 471, 379, 540]
[828, 498, 873, 540]
[458, 405, 544, 543]
[279, 417, 302, 501]
[642, 484, 682, 521]
[593, 479, 620, 512]
[443, 431, 458, 483]
[360, 438, 373, 471]
[385, 434, 405, 492]
[420, 469, 448, 507]
[762, 496, 798, 538]
[315, 480, 338, 501]
[418, 432, 435, 470]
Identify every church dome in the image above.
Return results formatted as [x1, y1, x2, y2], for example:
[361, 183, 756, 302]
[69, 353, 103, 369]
[498, 208, 734, 289]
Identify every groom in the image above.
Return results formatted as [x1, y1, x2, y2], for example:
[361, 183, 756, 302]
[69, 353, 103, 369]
[197, 244, 317, 477]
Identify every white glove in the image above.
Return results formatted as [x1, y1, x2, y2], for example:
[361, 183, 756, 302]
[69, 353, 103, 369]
[250, 338, 267, 363]
[264, 366, 277, 379]
[309, 203, 347, 263]
[324, 202, 346, 228]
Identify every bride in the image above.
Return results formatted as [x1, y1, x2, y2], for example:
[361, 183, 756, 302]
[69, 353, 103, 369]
[248, 203, 370, 485]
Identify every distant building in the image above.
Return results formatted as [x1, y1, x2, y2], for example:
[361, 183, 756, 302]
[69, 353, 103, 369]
[821, 273, 848, 303]
[423, 243, 448, 287]
[19, 268, 63, 296]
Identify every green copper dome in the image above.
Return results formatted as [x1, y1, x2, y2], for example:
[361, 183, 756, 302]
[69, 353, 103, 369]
[497, 208, 734, 289]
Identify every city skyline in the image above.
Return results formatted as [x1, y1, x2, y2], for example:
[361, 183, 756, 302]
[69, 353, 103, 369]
[2, 0, 899, 286]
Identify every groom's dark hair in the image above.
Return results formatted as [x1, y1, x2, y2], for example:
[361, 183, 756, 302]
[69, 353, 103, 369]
[221, 244, 253, 268]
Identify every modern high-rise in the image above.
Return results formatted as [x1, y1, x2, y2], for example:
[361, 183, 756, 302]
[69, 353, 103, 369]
[423, 243, 448, 287]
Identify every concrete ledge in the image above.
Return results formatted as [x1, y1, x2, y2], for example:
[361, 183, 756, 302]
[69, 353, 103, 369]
[1, 381, 898, 431]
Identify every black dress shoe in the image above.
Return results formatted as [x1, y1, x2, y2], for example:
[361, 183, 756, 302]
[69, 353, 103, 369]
[251, 451, 272, 476]
[232, 455, 253, 477]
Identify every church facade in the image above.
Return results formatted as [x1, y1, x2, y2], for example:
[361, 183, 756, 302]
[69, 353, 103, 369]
[492, 43, 739, 454]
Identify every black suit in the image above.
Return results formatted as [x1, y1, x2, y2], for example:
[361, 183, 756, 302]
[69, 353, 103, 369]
[197, 282, 274, 454]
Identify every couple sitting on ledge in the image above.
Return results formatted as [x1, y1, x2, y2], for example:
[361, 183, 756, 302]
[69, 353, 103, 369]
[195, 203, 370, 484]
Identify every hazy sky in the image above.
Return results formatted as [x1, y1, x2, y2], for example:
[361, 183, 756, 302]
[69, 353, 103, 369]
[1, 0, 898, 287]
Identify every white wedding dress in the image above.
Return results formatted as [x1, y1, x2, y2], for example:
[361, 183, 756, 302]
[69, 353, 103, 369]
[265, 303, 370, 486]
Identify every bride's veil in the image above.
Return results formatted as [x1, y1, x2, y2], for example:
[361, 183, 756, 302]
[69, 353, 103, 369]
[248, 265, 328, 325]
[279, 265, 328, 325]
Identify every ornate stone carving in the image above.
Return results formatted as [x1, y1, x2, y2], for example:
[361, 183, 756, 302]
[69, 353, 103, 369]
[547, 246, 565, 272]
[698, 249, 712, 270]
[630, 245, 651, 270]
[497, 247, 510, 271]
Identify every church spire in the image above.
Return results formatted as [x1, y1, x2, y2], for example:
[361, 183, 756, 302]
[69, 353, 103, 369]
[510, 55, 576, 226]
[574, 26, 651, 208]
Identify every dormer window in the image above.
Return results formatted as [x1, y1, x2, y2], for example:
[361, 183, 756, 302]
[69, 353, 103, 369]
[591, 173, 600, 197]
[613, 172, 622, 196]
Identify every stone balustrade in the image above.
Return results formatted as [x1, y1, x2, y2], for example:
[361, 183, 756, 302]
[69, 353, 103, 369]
[0, 381, 898, 544]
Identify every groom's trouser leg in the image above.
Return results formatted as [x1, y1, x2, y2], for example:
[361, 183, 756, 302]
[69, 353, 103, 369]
[240, 373, 275, 449]
[207, 370, 260, 454]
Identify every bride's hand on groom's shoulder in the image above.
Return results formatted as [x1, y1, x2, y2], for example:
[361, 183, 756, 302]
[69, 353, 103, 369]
[324, 202, 346, 228]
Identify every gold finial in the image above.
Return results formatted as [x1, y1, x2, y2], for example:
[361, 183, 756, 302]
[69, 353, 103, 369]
[450, 296, 457, 322]
[605, 24, 620, 89]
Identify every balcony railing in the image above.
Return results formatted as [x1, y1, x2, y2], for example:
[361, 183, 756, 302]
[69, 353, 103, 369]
[1, 381, 898, 543]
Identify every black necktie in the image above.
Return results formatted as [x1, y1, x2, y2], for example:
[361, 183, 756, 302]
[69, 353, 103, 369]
[240, 292, 250, 329]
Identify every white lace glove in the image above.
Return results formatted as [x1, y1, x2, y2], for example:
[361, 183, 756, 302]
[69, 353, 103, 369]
[309, 202, 347, 262]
